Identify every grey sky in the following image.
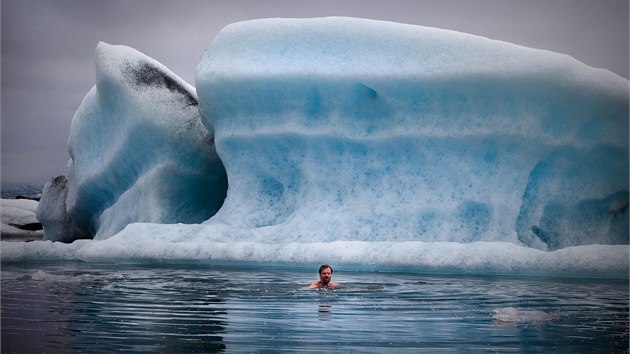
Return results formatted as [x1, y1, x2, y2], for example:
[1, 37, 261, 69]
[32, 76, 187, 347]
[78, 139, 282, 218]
[1, 0, 628, 186]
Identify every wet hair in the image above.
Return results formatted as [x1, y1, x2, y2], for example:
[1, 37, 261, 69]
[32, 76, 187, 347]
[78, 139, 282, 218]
[319, 264, 333, 274]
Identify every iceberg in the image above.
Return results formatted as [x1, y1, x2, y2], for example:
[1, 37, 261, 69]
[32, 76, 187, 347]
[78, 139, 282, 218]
[10, 18, 628, 276]
[196, 17, 628, 250]
[50, 42, 227, 240]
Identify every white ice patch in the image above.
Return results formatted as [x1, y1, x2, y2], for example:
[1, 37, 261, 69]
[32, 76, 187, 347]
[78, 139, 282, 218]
[492, 307, 560, 324]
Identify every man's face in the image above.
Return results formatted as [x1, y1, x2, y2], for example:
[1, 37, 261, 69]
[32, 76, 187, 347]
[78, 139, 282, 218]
[319, 267, 332, 284]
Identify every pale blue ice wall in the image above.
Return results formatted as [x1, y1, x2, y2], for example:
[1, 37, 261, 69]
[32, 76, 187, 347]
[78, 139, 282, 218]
[63, 43, 227, 240]
[197, 17, 628, 250]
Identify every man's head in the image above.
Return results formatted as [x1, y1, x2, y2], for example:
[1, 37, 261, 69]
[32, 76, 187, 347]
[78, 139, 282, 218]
[318, 264, 333, 285]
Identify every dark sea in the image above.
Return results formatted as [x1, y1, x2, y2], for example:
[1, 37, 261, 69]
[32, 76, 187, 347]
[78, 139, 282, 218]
[2, 262, 628, 353]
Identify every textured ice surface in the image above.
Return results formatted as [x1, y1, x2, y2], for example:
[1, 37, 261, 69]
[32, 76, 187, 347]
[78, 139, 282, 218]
[61, 42, 227, 240]
[11, 18, 628, 275]
[196, 17, 628, 250]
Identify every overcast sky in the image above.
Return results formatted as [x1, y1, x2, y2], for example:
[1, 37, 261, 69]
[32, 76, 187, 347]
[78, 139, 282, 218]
[1, 0, 628, 186]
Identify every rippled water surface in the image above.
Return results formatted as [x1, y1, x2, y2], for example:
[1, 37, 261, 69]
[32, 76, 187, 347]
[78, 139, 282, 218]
[2, 263, 628, 353]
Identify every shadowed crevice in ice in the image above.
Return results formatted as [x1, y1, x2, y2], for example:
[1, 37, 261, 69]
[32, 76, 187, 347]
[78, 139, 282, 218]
[516, 145, 629, 250]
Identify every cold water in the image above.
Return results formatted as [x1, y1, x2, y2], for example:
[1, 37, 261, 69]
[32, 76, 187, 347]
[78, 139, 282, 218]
[2, 262, 628, 353]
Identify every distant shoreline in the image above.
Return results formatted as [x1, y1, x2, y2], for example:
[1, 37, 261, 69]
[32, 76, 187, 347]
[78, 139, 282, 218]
[1, 183, 43, 200]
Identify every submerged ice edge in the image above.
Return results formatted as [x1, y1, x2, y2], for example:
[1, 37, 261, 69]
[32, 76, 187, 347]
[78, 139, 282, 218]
[2, 238, 627, 277]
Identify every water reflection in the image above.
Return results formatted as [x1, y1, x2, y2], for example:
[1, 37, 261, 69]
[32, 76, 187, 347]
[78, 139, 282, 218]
[2, 267, 228, 353]
[3, 265, 628, 353]
[318, 304, 332, 320]
[2, 277, 76, 353]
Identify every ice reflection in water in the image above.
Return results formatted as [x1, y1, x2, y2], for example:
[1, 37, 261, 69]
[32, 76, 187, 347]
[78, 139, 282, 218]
[2, 264, 628, 353]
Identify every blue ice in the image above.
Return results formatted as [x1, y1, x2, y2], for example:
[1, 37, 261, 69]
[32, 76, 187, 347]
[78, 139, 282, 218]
[196, 17, 628, 250]
[44, 42, 227, 240]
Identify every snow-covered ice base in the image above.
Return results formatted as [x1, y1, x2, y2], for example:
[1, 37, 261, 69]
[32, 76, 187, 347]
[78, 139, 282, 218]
[2, 223, 627, 277]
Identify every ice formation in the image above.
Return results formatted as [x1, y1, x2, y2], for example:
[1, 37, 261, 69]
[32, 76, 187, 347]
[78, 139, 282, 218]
[196, 17, 628, 250]
[1, 198, 42, 240]
[9, 18, 629, 275]
[36, 175, 86, 242]
[56, 42, 227, 240]
[491, 307, 560, 324]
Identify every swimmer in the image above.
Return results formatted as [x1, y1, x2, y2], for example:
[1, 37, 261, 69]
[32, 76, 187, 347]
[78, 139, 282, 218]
[309, 264, 338, 288]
